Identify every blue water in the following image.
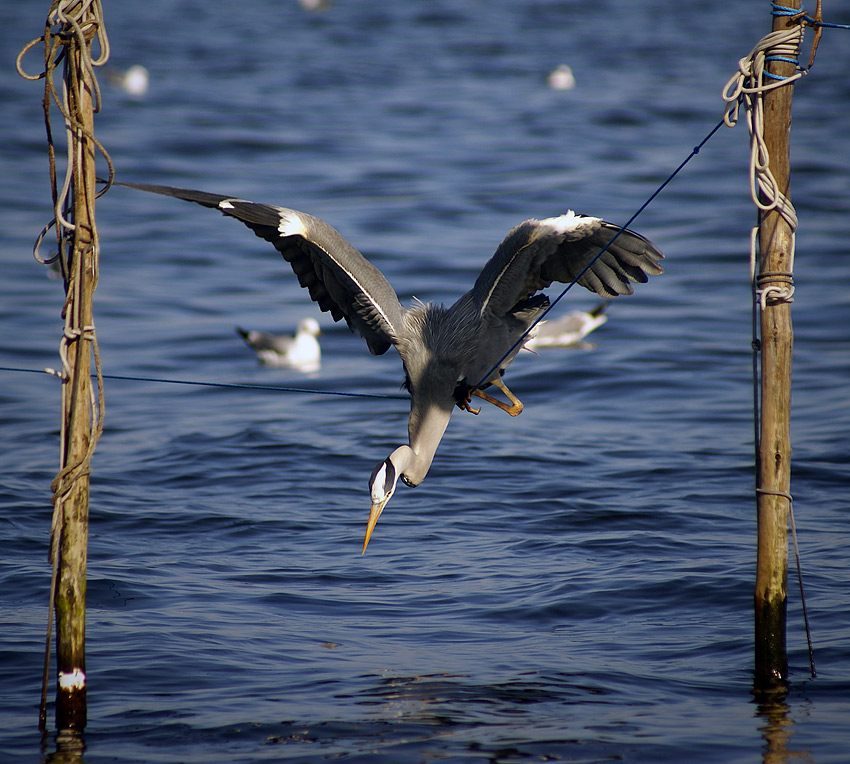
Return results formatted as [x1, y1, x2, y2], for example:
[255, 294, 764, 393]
[2, 1, 849, 762]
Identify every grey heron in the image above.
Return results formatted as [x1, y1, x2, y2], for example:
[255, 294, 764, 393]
[117, 182, 664, 552]
[236, 317, 322, 372]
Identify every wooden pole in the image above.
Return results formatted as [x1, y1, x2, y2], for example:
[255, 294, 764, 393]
[754, 0, 800, 690]
[50, 9, 103, 732]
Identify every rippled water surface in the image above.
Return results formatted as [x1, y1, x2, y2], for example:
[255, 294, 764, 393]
[2, 2, 849, 762]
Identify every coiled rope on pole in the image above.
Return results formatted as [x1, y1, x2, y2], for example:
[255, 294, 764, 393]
[17, 0, 114, 277]
[722, 16, 804, 311]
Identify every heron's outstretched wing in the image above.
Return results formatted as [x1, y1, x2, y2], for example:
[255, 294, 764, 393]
[471, 211, 664, 320]
[117, 182, 405, 355]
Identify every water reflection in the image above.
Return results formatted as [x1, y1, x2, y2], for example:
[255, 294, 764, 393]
[43, 728, 85, 764]
[754, 688, 812, 764]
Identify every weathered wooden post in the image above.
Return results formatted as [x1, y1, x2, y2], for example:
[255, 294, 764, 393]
[53, 30, 97, 734]
[25, 1, 109, 731]
[753, 0, 800, 690]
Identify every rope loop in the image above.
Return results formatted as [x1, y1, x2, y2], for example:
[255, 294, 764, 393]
[748, 230, 797, 310]
[756, 487, 793, 502]
[17, 0, 115, 283]
[723, 16, 805, 317]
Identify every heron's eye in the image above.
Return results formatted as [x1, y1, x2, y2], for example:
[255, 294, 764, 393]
[370, 458, 395, 499]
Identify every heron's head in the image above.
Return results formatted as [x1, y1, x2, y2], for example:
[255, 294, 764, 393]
[363, 446, 412, 553]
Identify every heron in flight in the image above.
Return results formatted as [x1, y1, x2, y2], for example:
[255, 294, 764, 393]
[117, 182, 664, 552]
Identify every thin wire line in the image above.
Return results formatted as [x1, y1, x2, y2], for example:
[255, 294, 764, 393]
[0, 365, 408, 401]
[789, 500, 817, 678]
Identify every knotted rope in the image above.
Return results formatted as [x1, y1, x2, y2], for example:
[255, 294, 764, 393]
[722, 16, 804, 310]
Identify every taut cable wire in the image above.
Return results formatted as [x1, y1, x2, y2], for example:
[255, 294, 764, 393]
[0, 366, 408, 401]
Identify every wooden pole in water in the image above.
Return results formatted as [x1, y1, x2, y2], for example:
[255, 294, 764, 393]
[49, 8, 104, 732]
[754, 0, 800, 690]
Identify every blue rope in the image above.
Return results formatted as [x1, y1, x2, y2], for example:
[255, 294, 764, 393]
[763, 51, 801, 82]
[763, 70, 795, 82]
[815, 21, 850, 30]
[765, 4, 803, 81]
[0, 365, 408, 401]
[771, 3, 803, 17]
[772, 2, 850, 29]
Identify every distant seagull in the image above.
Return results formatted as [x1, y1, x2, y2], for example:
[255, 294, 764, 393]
[105, 64, 150, 98]
[547, 64, 576, 91]
[236, 317, 322, 372]
[524, 303, 608, 350]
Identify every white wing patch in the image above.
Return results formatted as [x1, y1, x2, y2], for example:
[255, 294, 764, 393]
[216, 200, 308, 238]
[540, 211, 602, 241]
[477, 212, 603, 317]
[276, 208, 308, 238]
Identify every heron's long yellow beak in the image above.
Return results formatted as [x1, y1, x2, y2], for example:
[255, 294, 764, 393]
[362, 499, 387, 554]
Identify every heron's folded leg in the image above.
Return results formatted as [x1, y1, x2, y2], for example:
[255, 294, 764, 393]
[471, 378, 523, 416]
[457, 398, 481, 415]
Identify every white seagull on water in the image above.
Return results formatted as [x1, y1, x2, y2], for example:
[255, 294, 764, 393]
[236, 317, 322, 372]
[524, 303, 608, 350]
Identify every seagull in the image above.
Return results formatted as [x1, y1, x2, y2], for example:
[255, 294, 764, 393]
[115, 181, 663, 551]
[547, 63, 576, 91]
[105, 64, 150, 98]
[236, 318, 322, 372]
[524, 303, 608, 350]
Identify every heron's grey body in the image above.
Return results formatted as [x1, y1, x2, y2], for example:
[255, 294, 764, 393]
[117, 181, 664, 551]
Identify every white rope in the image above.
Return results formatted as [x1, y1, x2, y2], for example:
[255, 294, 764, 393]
[723, 24, 804, 309]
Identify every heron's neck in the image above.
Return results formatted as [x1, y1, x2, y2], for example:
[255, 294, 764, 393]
[398, 404, 453, 486]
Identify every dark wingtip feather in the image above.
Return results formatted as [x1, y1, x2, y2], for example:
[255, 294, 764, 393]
[113, 180, 233, 210]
